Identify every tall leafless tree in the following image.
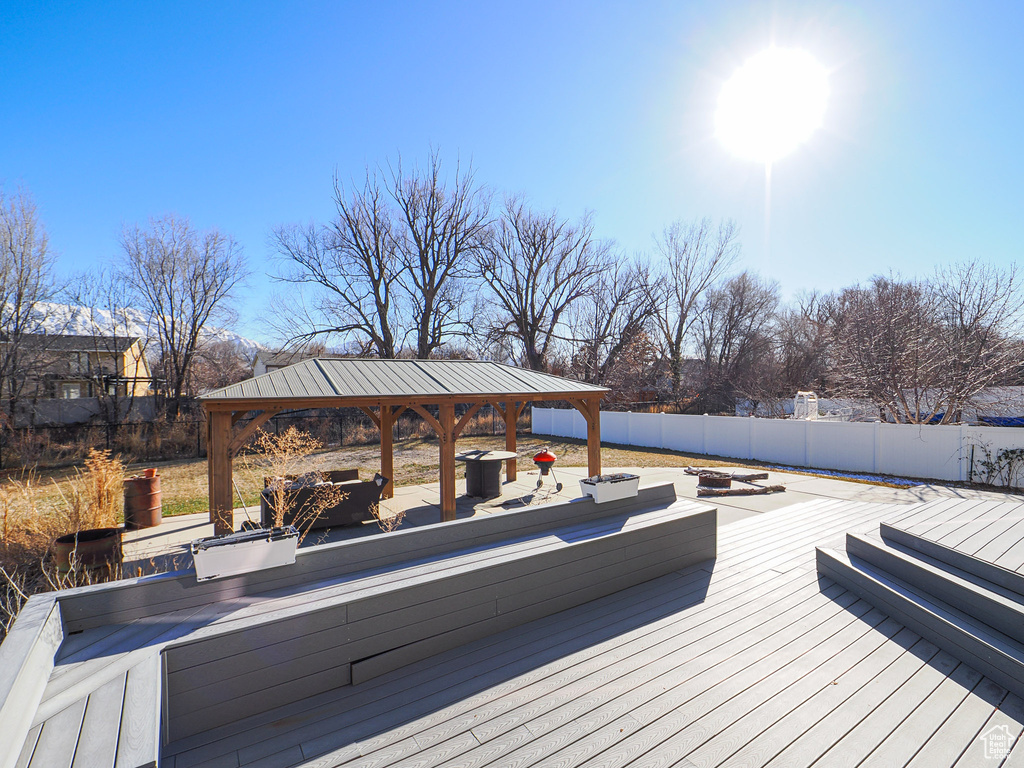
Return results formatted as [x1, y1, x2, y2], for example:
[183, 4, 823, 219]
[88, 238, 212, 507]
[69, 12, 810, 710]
[652, 218, 740, 398]
[273, 151, 489, 358]
[931, 262, 1024, 420]
[0, 188, 59, 421]
[693, 272, 780, 413]
[570, 258, 655, 386]
[120, 215, 246, 419]
[390, 152, 491, 358]
[477, 197, 608, 371]
[826, 275, 945, 423]
[271, 171, 403, 357]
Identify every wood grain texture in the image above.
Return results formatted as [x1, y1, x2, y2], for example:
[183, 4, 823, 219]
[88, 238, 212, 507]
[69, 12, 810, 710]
[0, 596, 62, 768]
[114, 656, 161, 768]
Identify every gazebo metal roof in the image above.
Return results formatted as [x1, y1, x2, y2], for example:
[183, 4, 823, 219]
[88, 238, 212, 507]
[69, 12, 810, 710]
[201, 358, 606, 404]
[200, 359, 606, 533]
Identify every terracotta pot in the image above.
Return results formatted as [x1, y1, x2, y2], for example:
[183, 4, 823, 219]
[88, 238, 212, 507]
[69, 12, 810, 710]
[124, 475, 162, 529]
[53, 528, 122, 575]
[143, 468, 158, 478]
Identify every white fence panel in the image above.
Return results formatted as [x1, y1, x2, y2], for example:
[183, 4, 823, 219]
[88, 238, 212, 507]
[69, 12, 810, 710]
[877, 423, 963, 482]
[705, 416, 752, 459]
[808, 421, 877, 473]
[531, 407, 553, 436]
[601, 412, 630, 445]
[547, 408, 585, 438]
[627, 412, 663, 449]
[531, 408, 1024, 487]
[751, 419, 808, 467]
[662, 414, 704, 453]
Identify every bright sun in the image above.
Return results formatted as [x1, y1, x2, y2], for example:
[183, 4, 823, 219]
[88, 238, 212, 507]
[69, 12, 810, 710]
[715, 48, 829, 164]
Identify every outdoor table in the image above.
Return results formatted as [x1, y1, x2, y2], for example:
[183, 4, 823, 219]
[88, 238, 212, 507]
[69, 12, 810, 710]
[456, 450, 518, 499]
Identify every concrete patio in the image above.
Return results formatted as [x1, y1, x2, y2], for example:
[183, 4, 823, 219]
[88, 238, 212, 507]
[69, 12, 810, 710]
[121, 464, 1023, 575]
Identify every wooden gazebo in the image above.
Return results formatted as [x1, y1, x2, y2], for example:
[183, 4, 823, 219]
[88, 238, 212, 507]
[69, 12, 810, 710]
[199, 359, 608, 534]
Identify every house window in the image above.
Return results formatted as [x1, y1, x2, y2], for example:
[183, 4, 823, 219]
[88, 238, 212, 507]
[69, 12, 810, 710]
[61, 383, 81, 399]
[69, 352, 90, 374]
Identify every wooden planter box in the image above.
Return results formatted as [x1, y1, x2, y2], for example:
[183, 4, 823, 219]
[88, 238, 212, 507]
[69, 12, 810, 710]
[580, 473, 640, 503]
[191, 526, 299, 582]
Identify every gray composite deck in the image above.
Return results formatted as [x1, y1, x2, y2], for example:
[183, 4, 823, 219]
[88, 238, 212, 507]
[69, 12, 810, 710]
[7, 492, 1024, 767]
[2, 484, 715, 768]
[157, 496, 1024, 768]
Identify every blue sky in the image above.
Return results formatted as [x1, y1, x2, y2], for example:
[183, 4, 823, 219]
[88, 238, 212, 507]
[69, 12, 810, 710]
[2, 1, 1021, 340]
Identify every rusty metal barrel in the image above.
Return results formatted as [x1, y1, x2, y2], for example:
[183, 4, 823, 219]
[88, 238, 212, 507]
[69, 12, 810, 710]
[53, 527, 122, 576]
[124, 472, 163, 529]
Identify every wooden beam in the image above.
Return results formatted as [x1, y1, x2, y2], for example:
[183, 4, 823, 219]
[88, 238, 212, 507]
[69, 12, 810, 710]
[231, 411, 249, 426]
[438, 403, 456, 522]
[228, 409, 282, 457]
[454, 402, 485, 439]
[566, 398, 592, 427]
[409, 404, 443, 436]
[504, 399, 519, 482]
[207, 410, 234, 535]
[380, 406, 395, 500]
[585, 396, 602, 478]
[358, 406, 381, 429]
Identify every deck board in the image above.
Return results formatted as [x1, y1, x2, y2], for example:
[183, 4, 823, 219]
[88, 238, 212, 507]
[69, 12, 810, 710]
[14, 493, 1024, 768]
[171, 496, 1024, 768]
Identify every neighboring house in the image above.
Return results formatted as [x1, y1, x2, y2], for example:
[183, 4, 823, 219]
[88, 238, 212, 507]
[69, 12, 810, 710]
[18, 333, 154, 400]
[252, 349, 345, 377]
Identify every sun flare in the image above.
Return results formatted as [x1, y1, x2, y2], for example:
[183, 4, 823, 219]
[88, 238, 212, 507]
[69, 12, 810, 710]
[715, 48, 829, 164]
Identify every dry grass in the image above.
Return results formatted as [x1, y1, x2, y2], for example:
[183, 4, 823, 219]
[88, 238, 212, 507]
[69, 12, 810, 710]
[0, 449, 127, 639]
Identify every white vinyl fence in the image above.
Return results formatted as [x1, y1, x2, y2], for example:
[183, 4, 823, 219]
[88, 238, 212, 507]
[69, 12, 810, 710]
[532, 408, 1024, 488]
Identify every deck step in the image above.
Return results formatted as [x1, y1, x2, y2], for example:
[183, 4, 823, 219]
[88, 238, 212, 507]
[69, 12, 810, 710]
[846, 532, 1024, 641]
[816, 545, 1024, 699]
[880, 521, 1024, 600]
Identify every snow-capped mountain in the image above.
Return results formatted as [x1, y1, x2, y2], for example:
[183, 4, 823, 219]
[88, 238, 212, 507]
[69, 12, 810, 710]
[28, 302, 266, 358]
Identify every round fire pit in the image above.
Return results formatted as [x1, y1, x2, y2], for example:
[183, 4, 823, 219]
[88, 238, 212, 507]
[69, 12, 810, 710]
[697, 471, 732, 489]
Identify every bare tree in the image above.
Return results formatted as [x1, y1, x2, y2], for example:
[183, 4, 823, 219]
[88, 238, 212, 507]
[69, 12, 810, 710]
[477, 197, 608, 371]
[191, 339, 254, 392]
[390, 151, 491, 358]
[272, 151, 489, 358]
[570, 258, 655, 386]
[693, 272, 780, 413]
[271, 171, 403, 357]
[773, 291, 834, 397]
[652, 218, 740, 398]
[826, 275, 945, 423]
[0, 188, 59, 420]
[63, 269, 151, 421]
[120, 215, 247, 419]
[931, 262, 1024, 421]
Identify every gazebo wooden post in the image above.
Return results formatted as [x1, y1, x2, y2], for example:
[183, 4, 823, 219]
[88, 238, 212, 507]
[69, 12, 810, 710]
[439, 403, 456, 521]
[586, 396, 602, 477]
[504, 399, 518, 481]
[207, 410, 235, 535]
[380, 406, 395, 500]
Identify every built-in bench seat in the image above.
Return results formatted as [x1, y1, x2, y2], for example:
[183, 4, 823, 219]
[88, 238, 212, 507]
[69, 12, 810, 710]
[162, 497, 715, 740]
[0, 483, 716, 767]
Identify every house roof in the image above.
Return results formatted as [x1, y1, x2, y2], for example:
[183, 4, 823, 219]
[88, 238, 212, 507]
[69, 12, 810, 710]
[20, 333, 140, 354]
[201, 358, 607, 405]
[255, 349, 346, 368]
